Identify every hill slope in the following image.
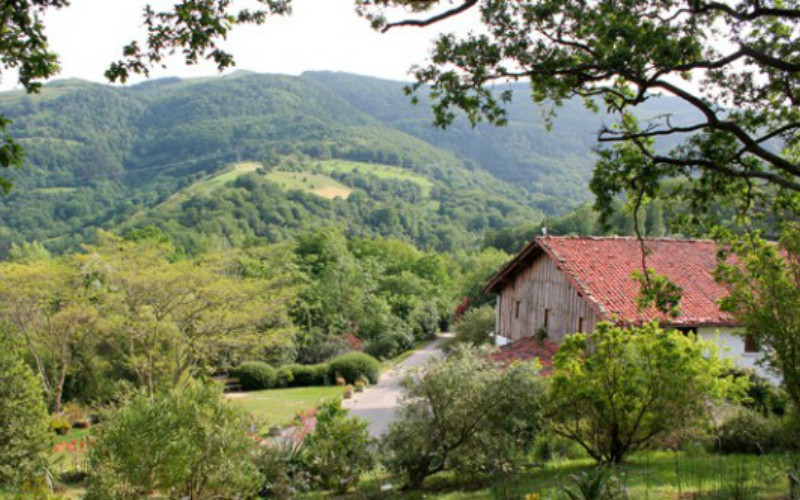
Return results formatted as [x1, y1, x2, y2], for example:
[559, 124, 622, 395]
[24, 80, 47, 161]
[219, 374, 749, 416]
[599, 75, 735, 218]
[0, 72, 542, 254]
[303, 71, 700, 213]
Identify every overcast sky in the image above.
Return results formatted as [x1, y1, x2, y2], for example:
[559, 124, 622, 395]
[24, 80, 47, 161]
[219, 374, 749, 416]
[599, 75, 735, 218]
[0, 0, 480, 91]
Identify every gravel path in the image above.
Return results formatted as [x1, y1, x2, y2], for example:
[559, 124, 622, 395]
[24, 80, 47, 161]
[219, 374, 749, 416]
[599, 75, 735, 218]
[343, 335, 450, 437]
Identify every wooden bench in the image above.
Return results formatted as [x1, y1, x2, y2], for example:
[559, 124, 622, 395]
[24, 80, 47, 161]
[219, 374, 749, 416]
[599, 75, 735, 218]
[213, 376, 242, 393]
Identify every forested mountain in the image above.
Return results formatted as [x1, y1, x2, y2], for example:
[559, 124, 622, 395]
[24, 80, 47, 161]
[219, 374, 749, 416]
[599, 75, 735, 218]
[302, 71, 700, 214]
[0, 70, 697, 255]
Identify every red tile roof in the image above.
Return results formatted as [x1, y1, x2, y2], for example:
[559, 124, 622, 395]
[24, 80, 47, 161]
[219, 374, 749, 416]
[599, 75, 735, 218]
[486, 236, 736, 327]
[492, 338, 558, 375]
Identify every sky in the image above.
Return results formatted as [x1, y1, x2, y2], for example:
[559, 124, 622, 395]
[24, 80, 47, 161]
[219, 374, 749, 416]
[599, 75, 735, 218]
[0, 0, 480, 91]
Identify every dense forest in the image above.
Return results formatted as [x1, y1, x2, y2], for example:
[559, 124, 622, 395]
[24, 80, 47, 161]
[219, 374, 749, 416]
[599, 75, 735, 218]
[0, 71, 704, 257]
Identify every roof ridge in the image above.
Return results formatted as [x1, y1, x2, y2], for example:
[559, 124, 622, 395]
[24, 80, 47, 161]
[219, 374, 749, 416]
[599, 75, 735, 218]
[534, 235, 715, 243]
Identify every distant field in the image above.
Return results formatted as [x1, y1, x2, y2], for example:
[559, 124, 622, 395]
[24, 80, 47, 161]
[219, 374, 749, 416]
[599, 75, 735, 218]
[319, 159, 434, 196]
[189, 161, 261, 194]
[154, 158, 434, 211]
[266, 170, 352, 199]
[33, 187, 78, 195]
[157, 161, 262, 209]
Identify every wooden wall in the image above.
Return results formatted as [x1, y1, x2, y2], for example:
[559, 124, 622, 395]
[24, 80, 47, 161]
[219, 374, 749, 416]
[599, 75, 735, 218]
[497, 255, 599, 342]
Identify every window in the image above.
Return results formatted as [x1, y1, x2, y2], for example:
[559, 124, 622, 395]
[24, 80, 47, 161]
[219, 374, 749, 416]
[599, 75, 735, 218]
[515, 301, 521, 319]
[676, 326, 697, 337]
[578, 317, 584, 333]
[744, 335, 760, 353]
[544, 309, 550, 329]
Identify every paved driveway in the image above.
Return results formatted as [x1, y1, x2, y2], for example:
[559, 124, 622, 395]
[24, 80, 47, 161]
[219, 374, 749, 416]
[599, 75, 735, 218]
[343, 335, 449, 437]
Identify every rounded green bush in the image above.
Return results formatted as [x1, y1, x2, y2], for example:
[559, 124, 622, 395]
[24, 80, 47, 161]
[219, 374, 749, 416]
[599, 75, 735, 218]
[717, 409, 782, 454]
[232, 361, 277, 391]
[285, 363, 328, 387]
[328, 353, 380, 385]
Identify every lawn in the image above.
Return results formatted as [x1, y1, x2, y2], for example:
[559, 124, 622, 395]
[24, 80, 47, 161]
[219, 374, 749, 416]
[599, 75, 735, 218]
[228, 386, 343, 431]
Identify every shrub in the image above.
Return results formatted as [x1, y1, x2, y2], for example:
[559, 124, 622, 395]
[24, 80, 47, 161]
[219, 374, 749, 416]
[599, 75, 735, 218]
[63, 401, 91, 428]
[276, 366, 294, 388]
[49, 414, 71, 435]
[328, 353, 380, 384]
[549, 322, 742, 464]
[381, 345, 546, 489]
[232, 361, 277, 390]
[410, 301, 439, 340]
[0, 329, 50, 488]
[533, 432, 588, 462]
[255, 439, 310, 499]
[85, 384, 263, 500]
[286, 364, 328, 387]
[304, 399, 375, 494]
[716, 409, 783, 454]
[365, 321, 414, 359]
[365, 334, 403, 359]
[728, 368, 788, 417]
[452, 305, 496, 347]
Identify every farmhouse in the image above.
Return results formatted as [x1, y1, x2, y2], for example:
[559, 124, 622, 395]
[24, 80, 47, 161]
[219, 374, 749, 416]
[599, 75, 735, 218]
[485, 236, 769, 378]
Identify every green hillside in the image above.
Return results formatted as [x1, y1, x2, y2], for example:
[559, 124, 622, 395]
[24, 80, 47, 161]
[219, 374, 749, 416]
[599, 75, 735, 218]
[0, 72, 544, 255]
[302, 71, 701, 213]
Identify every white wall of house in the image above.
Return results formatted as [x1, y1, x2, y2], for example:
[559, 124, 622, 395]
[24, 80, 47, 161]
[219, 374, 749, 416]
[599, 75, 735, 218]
[698, 327, 779, 383]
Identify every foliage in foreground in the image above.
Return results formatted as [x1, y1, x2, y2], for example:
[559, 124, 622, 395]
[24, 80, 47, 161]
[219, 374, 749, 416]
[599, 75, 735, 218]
[304, 399, 375, 493]
[0, 327, 50, 490]
[718, 228, 800, 412]
[85, 384, 263, 500]
[382, 345, 546, 489]
[549, 322, 742, 464]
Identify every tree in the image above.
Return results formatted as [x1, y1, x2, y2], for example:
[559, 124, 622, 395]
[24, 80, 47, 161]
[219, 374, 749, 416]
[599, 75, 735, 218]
[0, 259, 102, 413]
[717, 227, 800, 411]
[85, 383, 263, 500]
[85, 233, 295, 392]
[0, 325, 50, 489]
[303, 399, 375, 494]
[549, 322, 740, 464]
[382, 345, 546, 489]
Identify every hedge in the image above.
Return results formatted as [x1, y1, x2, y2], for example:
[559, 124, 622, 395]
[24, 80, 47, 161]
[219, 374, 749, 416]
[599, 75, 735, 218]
[328, 352, 381, 384]
[232, 361, 277, 390]
[285, 363, 329, 387]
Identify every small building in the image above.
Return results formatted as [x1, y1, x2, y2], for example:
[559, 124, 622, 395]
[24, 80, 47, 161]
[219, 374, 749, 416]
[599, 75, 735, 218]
[484, 236, 769, 378]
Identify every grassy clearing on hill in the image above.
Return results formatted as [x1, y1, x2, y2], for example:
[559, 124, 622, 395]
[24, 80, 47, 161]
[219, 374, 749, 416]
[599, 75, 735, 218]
[265, 171, 352, 199]
[320, 159, 434, 196]
[155, 161, 262, 209]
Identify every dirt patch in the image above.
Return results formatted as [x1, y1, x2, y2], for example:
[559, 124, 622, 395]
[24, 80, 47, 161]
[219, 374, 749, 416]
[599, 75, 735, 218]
[224, 392, 248, 399]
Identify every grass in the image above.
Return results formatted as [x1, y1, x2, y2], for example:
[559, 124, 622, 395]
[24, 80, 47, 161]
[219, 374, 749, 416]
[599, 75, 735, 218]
[319, 159, 434, 196]
[228, 386, 343, 432]
[33, 187, 79, 195]
[157, 161, 263, 209]
[265, 170, 352, 199]
[334, 451, 799, 500]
